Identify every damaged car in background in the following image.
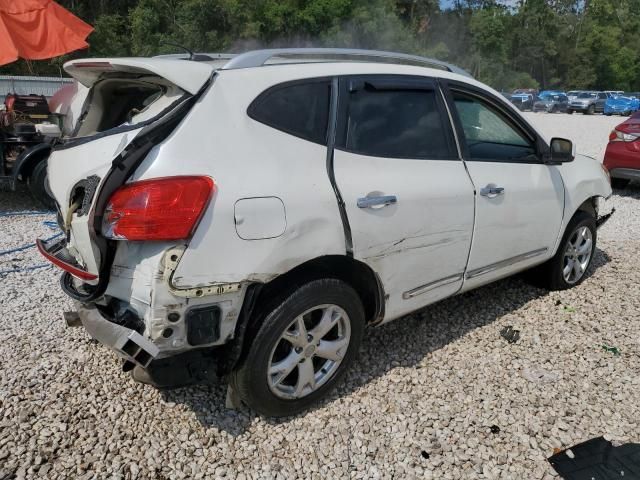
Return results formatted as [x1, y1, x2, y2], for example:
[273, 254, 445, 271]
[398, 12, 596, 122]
[38, 49, 614, 417]
[532, 92, 569, 113]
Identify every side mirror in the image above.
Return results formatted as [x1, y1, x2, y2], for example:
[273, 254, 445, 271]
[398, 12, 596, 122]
[550, 137, 575, 163]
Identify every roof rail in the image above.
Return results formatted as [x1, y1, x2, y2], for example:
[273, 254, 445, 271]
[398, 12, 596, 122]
[222, 48, 472, 77]
[152, 52, 236, 62]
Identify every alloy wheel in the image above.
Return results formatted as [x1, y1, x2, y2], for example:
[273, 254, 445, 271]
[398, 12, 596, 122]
[267, 304, 351, 400]
[562, 226, 593, 284]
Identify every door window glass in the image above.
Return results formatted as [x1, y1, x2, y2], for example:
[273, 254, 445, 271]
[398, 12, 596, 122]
[452, 91, 537, 162]
[341, 84, 456, 159]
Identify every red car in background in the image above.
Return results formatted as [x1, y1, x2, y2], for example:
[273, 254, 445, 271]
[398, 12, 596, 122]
[604, 111, 640, 188]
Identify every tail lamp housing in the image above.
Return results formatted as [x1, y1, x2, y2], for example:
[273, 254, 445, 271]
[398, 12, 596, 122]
[102, 176, 214, 241]
[609, 129, 640, 143]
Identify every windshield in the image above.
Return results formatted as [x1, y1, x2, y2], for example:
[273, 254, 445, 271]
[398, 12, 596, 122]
[578, 93, 596, 99]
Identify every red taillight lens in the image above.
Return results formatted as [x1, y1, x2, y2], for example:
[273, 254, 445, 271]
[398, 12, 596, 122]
[610, 129, 640, 143]
[102, 176, 214, 241]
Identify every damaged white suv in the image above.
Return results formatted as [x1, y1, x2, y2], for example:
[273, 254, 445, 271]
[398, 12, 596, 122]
[38, 49, 613, 417]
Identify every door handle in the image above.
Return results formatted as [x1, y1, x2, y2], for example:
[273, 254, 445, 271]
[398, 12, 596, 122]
[480, 186, 505, 198]
[357, 195, 397, 209]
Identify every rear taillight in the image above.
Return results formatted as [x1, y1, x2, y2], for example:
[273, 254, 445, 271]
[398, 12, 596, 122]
[609, 129, 639, 142]
[102, 176, 214, 241]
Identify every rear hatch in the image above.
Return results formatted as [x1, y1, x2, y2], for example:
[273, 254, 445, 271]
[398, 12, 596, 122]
[42, 58, 214, 285]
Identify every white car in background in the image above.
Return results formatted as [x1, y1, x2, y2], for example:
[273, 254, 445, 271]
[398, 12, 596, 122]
[38, 49, 613, 417]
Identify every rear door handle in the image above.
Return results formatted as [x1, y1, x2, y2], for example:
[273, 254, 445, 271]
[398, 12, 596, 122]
[479, 186, 505, 198]
[357, 195, 397, 209]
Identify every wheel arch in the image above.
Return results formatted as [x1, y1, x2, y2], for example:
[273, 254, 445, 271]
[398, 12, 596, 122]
[13, 143, 51, 182]
[219, 255, 385, 375]
[254, 255, 385, 326]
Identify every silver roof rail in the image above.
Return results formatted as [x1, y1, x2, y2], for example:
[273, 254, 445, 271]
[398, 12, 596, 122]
[153, 52, 236, 62]
[222, 48, 472, 77]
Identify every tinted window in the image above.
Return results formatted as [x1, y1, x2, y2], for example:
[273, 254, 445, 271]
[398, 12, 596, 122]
[342, 85, 455, 159]
[452, 91, 537, 162]
[249, 80, 330, 144]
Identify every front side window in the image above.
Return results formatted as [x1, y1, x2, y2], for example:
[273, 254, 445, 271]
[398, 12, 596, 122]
[248, 80, 331, 145]
[340, 82, 456, 159]
[452, 91, 537, 162]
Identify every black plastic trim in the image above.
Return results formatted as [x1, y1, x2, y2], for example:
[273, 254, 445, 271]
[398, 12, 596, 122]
[327, 77, 354, 257]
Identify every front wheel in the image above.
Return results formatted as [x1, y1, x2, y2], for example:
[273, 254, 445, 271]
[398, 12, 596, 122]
[587, 104, 595, 115]
[231, 279, 365, 417]
[567, 109, 574, 115]
[526, 211, 596, 290]
[27, 160, 55, 209]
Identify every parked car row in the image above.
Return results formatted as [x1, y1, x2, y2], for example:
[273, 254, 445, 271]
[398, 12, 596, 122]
[508, 90, 640, 116]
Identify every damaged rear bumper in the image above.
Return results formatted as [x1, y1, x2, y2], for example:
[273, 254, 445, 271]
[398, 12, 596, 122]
[67, 302, 222, 388]
[71, 302, 159, 367]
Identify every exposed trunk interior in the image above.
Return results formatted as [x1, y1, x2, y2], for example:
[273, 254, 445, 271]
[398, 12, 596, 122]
[74, 76, 185, 138]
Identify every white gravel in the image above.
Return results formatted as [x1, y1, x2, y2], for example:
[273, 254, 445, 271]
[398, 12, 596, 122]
[1, 113, 639, 479]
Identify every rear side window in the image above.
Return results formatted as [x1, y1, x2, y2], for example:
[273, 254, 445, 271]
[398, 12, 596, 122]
[339, 83, 456, 159]
[248, 80, 330, 145]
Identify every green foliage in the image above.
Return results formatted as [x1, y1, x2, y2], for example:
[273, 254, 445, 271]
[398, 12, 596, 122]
[2, 0, 639, 91]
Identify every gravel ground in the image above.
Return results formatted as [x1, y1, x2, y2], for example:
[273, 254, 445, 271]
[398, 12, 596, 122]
[1, 113, 639, 479]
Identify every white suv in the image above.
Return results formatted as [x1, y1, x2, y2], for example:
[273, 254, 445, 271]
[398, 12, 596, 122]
[38, 49, 613, 416]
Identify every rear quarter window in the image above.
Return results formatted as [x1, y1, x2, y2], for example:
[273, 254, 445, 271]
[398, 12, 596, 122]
[248, 80, 331, 145]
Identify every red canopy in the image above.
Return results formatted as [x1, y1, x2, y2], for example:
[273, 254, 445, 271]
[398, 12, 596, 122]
[0, 0, 93, 66]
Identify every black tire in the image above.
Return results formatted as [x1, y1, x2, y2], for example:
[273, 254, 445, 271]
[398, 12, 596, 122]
[27, 160, 55, 209]
[611, 178, 630, 189]
[526, 211, 597, 291]
[587, 104, 595, 115]
[231, 278, 365, 417]
[567, 109, 573, 114]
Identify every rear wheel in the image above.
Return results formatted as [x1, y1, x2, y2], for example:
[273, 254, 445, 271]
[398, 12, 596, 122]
[567, 109, 574, 114]
[526, 211, 596, 290]
[231, 279, 365, 417]
[587, 104, 595, 115]
[611, 178, 630, 189]
[27, 160, 55, 209]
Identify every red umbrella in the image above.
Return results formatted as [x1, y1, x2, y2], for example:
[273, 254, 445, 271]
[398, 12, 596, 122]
[0, 0, 93, 66]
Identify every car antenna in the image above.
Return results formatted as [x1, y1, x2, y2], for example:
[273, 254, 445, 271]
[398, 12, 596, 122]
[161, 41, 197, 61]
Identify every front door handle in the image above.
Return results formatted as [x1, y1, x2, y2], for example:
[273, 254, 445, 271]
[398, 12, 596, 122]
[357, 195, 397, 209]
[479, 186, 505, 198]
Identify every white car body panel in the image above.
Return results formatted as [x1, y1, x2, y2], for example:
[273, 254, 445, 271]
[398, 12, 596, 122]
[334, 150, 475, 321]
[550, 154, 612, 254]
[135, 67, 347, 286]
[461, 162, 564, 290]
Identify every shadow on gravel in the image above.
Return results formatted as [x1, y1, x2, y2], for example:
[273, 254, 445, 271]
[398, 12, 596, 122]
[613, 182, 640, 199]
[164, 246, 612, 432]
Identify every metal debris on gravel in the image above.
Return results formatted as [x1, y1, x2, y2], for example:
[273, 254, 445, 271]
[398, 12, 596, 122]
[1, 114, 639, 479]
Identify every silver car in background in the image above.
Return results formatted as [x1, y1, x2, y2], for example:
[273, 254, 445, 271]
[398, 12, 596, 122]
[568, 91, 608, 115]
